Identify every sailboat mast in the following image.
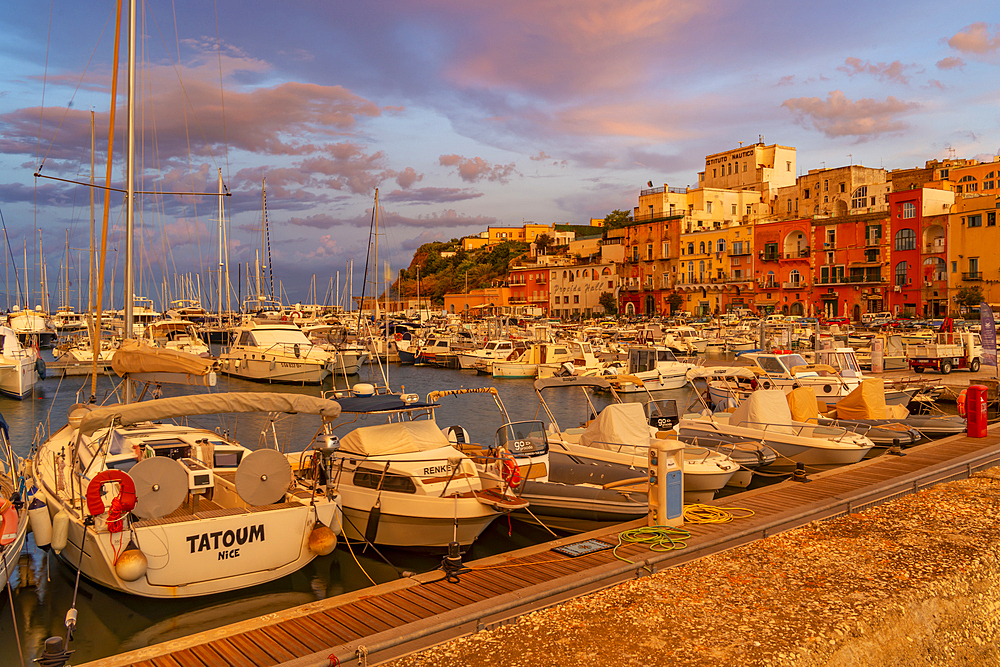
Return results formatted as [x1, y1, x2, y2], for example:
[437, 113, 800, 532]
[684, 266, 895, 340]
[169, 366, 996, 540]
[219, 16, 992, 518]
[124, 0, 136, 341]
[218, 168, 224, 326]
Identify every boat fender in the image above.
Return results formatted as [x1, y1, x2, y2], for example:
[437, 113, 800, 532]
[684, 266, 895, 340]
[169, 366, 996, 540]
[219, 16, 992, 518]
[293, 343, 301, 358]
[499, 449, 521, 488]
[115, 542, 148, 582]
[958, 389, 968, 417]
[0, 503, 18, 546]
[86, 470, 137, 533]
[28, 496, 52, 550]
[364, 500, 381, 545]
[35, 357, 46, 380]
[308, 523, 338, 556]
[51, 509, 69, 554]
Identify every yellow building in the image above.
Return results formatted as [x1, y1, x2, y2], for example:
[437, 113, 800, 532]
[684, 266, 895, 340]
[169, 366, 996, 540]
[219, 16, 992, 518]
[949, 157, 1000, 196]
[948, 191, 1000, 308]
[461, 236, 490, 251]
[677, 223, 754, 316]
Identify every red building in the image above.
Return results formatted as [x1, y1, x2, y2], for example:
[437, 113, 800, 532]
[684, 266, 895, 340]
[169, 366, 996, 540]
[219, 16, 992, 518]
[508, 264, 549, 315]
[811, 212, 890, 321]
[886, 188, 952, 317]
[753, 218, 812, 316]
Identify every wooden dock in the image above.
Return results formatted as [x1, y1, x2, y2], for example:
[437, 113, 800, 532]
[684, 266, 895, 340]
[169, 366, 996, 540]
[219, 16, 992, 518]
[82, 426, 1000, 667]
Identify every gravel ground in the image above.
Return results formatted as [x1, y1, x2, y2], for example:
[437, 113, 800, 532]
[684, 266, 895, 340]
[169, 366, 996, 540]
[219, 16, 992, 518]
[387, 467, 1000, 667]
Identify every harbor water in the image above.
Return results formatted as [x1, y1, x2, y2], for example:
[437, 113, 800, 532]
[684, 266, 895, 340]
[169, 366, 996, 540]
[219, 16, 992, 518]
[0, 358, 697, 665]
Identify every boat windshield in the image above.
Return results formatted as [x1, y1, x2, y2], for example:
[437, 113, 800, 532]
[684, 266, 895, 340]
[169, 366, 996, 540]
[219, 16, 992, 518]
[250, 328, 312, 346]
[657, 349, 678, 362]
[778, 354, 809, 371]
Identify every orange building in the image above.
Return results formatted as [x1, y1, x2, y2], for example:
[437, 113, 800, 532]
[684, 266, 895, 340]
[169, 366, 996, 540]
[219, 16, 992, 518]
[753, 218, 811, 316]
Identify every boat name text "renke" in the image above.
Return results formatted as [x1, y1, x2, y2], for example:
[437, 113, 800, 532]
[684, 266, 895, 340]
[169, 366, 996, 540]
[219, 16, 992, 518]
[186, 524, 264, 560]
[422, 464, 454, 476]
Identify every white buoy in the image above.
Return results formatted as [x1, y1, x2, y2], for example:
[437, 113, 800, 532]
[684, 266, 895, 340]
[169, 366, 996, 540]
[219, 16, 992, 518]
[28, 496, 52, 550]
[308, 524, 337, 556]
[51, 510, 69, 554]
[115, 546, 148, 582]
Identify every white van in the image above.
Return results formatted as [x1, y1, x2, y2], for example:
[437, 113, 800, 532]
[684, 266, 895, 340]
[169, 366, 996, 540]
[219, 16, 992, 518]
[861, 312, 893, 326]
[764, 314, 785, 323]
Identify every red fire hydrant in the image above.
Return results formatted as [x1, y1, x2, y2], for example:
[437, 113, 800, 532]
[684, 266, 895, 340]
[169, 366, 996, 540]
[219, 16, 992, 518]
[966, 384, 988, 438]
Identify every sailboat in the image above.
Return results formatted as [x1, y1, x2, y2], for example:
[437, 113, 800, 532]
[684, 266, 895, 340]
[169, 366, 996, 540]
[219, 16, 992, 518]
[30, 3, 342, 598]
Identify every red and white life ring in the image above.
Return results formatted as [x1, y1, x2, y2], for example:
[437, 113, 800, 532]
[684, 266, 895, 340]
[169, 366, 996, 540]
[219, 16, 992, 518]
[958, 388, 968, 417]
[498, 449, 522, 488]
[289, 310, 303, 320]
[395, 333, 403, 341]
[86, 470, 137, 533]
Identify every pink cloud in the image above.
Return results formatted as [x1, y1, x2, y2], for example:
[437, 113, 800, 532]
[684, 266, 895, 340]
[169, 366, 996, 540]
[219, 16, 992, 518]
[781, 90, 920, 140]
[948, 22, 1000, 54]
[775, 75, 796, 87]
[936, 56, 965, 70]
[394, 167, 423, 189]
[383, 187, 483, 204]
[439, 154, 518, 183]
[837, 58, 917, 84]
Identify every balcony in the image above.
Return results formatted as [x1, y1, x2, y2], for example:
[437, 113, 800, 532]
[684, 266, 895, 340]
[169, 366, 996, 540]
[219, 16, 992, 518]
[962, 272, 983, 281]
[759, 281, 780, 290]
[817, 274, 883, 285]
[923, 243, 946, 254]
[781, 248, 810, 260]
[508, 296, 527, 304]
[528, 295, 547, 302]
[761, 252, 780, 262]
[729, 247, 751, 256]
[782, 281, 809, 289]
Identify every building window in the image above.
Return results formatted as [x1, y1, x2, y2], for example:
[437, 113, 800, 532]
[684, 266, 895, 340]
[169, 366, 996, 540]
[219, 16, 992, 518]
[646, 244, 654, 260]
[786, 161, 792, 172]
[824, 180, 828, 191]
[787, 199, 792, 213]
[743, 162, 747, 172]
[839, 183, 845, 193]
[746, 205, 752, 216]
[894, 228, 916, 251]
[851, 186, 868, 209]
[716, 239, 725, 253]
[631, 247, 639, 261]
[804, 189, 810, 199]
[968, 214, 983, 228]
[712, 168, 717, 178]
[989, 212, 996, 226]
[706, 201, 713, 214]
[573, 295, 579, 304]
[894, 261, 908, 287]
[865, 224, 882, 244]
[687, 242, 694, 254]
[823, 196, 828, 203]
[902, 202, 916, 219]
[662, 241, 669, 256]
[731, 204, 737, 215]
[699, 241, 706, 254]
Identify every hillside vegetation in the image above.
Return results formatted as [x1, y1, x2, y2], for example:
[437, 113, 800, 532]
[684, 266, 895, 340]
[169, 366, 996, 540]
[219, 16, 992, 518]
[393, 240, 529, 304]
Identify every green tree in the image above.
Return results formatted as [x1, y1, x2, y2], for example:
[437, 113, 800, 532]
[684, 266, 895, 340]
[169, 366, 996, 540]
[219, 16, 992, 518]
[602, 209, 633, 231]
[956, 285, 985, 311]
[666, 291, 684, 314]
[598, 291, 618, 315]
[535, 233, 554, 255]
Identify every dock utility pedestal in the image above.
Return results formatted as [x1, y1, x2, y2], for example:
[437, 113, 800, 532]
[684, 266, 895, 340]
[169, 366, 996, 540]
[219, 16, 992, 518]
[648, 438, 684, 527]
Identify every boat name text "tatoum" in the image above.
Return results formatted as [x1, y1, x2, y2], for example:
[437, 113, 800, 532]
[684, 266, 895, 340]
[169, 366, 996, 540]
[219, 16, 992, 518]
[186, 524, 264, 560]
[422, 464, 454, 476]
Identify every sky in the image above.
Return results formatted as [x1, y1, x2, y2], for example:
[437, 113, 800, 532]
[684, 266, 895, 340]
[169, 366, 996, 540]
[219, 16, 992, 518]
[0, 1, 998, 308]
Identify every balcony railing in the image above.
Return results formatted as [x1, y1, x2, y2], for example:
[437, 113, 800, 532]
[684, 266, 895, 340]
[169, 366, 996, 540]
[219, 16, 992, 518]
[761, 252, 779, 262]
[729, 247, 751, 256]
[508, 296, 527, 303]
[923, 244, 946, 254]
[817, 274, 883, 285]
[962, 272, 982, 281]
[759, 281, 780, 290]
[781, 249, 810, 260]
[782, 281, 808, 289]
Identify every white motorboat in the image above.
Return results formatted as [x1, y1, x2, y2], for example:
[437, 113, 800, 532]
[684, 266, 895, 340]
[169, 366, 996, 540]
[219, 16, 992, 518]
[310, 391, 526, 549]
[456, 339, 525, 373]
[303, 324, 369, 375]
[218, 321, 333, 384]
[676, 390, 875, 472]
[7, 306, 58, 349]
[534, 376, 738, 502]
[0, 325, 42, 399]
[600, 346, 695, 392]
[738, 350, 917, 406]
[663, 326, 708, 355]
[30, 389, 344, 598]
[492, 342, 576, 379]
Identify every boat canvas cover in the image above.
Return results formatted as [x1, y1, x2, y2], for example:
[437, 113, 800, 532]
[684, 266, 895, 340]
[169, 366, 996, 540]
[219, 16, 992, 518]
[77, 392, 342, 436]
[730, 390, 796, 435]
[339, 420, 452, 456]
[835, 378, 886, 420]
[111, 340, 214, 377]
[786, 386, 820, 423]
[580, 403, 654, 450]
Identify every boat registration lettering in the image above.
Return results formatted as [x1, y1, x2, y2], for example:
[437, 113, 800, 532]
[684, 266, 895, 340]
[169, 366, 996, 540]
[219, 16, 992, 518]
[278, 362, 302, 368]
[186, 524, 264, 555]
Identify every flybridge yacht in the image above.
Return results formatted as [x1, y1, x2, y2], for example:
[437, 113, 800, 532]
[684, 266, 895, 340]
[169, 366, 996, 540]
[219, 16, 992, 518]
[140, 318, 211, 358]
[7, 306, 57, 349]
[0, 325, 43, 399]
[30, 343, 344, 599]
[601, 346, 696, 393]
[217, 321, 333, 384]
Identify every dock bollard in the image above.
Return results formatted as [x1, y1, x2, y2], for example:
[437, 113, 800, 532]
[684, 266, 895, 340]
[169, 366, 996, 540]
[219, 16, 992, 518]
[647, 438, 684, 527]
[790, 461, 811, 483]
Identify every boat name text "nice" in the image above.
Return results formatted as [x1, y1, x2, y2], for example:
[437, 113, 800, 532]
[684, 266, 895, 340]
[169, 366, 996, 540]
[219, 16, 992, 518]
[422, 464, 454, 476]
[186, 524, 264, 560]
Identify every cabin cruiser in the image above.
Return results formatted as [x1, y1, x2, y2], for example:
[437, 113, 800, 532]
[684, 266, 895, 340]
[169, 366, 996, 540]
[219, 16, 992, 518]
[7, 305, 57, 349]
[0, 325, 43, 399]
[536, 341, 603, 378]
[738, 350, 917, 406]
[600, 346, 696, 392]
[31, 354, 344, 598]
[164, 299, 211, 324]
[303, 391, 526, 548]
[218, 321, 333, 384]
[663, 326, 708, 355]
[492, 342, 577, 379]
[52, 330, 119, 365]
[112, 297, 161, 337]
[302, 323, 369, 375]
[456, 339, 525, 373]
[676, 390, 875, 472]
[140, 318, 211, 357]
[51, 306, 88, 333]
